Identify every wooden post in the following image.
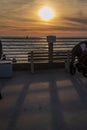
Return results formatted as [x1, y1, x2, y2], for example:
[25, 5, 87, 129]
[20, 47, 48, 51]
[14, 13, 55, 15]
[47, 36, 56, 63]
[0, 40, 2, 59]
[48, 42, 53, 63]
[65, 50, 70, 72]
[31, 51, 34, 73]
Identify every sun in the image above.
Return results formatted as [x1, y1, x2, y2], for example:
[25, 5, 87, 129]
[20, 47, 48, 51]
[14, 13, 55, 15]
[38, 6, 54, 21]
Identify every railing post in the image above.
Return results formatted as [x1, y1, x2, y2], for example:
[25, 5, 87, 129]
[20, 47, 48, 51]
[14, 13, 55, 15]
[30, 51, 34, 73]
[0, 40, 2, 60]
[65, 50, 70, 72]
[47, 36, 56, 63]
[48, 42, 53, 63]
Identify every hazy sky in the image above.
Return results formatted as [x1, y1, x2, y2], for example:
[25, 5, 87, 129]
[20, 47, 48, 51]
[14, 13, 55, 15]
[0, 0, 87, 37]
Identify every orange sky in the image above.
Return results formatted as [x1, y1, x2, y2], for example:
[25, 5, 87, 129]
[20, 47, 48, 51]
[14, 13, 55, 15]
[0, 0, 87, 37]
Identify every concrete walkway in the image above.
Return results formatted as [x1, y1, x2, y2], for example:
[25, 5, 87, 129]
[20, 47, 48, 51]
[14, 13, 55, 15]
[0, 69, 87, 130]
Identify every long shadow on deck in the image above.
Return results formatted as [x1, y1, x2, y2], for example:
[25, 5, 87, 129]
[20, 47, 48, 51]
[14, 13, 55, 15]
[70, 76, 87, 108]
[2, 70, 86, 130]
[6, 78, 32, 130]
[48, 74, 69, 130]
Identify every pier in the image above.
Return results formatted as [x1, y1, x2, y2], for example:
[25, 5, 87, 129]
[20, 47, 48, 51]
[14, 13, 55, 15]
[0, 69, 87, 130]
[1, 37, 87, 64]
[0, 37, 87, 130]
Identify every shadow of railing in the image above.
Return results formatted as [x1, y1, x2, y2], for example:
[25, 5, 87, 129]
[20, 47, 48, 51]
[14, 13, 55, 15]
[70, 76, 87, 109]
[6, 78, 32, 130]
[49, 75, 69, 130]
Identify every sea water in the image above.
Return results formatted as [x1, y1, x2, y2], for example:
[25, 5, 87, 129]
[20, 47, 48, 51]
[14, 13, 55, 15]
[0, 37, 87, 62]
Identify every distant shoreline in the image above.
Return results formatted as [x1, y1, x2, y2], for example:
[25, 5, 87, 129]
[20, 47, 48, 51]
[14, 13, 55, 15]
[0, 36, 87, 39]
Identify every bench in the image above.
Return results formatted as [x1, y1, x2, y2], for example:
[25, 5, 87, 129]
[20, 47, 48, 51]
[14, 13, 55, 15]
[28, 50, 72, 73]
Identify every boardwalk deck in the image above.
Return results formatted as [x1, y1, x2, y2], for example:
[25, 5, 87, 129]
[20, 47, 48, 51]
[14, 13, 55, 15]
[0, 69, 87, 130]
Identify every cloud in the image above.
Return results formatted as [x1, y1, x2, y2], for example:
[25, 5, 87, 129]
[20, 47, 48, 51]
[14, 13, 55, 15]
[0, 0, 87, 36]
[63, 16, 87, 26]
[0, 0, 35, 16]
[16, 24, 87, 32]
[77, 0, 87, 3]
[53, 26, 87, 31]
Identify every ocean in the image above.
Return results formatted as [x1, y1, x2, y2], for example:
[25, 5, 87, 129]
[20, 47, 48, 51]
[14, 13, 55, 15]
[0, 37, 87, 63]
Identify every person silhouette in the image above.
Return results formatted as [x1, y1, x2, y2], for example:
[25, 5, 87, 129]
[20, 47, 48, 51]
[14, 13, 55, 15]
[70, 40, 87, 75]
[0, 40, 2, 59]
[70, 40, 87, 65]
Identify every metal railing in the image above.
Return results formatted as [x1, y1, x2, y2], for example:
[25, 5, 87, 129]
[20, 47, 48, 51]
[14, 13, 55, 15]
[1, 37, 87, 63]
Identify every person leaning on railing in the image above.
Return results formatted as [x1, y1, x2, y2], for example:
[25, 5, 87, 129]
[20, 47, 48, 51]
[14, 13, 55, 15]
[0, 40, 2, 59]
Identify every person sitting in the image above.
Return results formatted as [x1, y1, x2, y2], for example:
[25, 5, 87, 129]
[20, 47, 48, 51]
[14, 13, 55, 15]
[70, 40, 87, 74]
[70, 40, 87, 65]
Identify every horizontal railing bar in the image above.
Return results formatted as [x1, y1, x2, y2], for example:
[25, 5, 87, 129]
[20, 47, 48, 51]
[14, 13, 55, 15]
[3, 47, 72, 50]
[1, 39, 87, 42]
[2, 42, 80, 45]
[1, 37, 86, 63]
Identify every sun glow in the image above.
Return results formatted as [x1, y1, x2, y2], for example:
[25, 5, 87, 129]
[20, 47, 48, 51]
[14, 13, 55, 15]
[38, 6, 54, 21]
